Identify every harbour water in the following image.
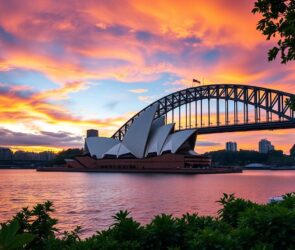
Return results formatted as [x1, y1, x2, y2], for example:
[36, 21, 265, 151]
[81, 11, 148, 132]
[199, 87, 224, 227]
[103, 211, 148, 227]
[1, 169, 295, 237]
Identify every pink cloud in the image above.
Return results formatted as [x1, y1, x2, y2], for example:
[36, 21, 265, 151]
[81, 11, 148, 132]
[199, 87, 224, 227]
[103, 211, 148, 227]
[0, 0, 294, 152]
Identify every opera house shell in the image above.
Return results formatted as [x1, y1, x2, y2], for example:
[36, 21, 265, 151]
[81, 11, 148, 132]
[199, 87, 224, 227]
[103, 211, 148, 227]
[65, 104, 211, 171]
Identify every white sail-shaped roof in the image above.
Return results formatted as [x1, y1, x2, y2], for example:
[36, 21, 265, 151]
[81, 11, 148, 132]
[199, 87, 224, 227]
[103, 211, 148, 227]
[117, 144, 135, 158]
[103, 143, 121, 158]
[103, 143, 135, 158]
[161, 129, 197, 154]
[85, 137, 120, 159]
[121, 104, 159, 158]
[150, 116, 165, 133]
[145, 123, 175, 156]
[188, 150, 198, 156]
[85, 105, 197, 160]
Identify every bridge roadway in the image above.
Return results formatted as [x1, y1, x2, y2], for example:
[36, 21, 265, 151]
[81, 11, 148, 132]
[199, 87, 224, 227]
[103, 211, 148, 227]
[180, 120, 295, 135]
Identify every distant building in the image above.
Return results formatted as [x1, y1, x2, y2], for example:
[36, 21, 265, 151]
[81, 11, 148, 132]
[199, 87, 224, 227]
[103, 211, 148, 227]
[85, 129, 99, 153]
[39, 151, 56, 161]
[86, 129, 99, 138]
[0, 147, 13, 160]
[14, 151, 36, 161]
[14, 150, 56, 161]
[66, 104, 211, 170]
[226, 142, 237, 152]
[259, 139, 274, 154]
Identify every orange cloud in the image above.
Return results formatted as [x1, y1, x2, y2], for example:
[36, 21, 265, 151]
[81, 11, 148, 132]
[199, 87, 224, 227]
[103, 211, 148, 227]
[0, 82, 134, 141]
[129, 88, 148, 94]
[0, 1, 265, 81]
[0, 0, 294, 153]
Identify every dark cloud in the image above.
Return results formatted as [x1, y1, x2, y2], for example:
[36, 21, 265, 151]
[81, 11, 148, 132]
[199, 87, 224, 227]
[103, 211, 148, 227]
[196, 141, 221, 147]
[202, 49, 221, 63]
[39, 131, 76, 138]
[135, 31, 153, 42]
[0, 128, 83, 147]
[0, 83, 33, 98]
[181, 36, 201, 44]
[104, 101, 119, 110]
[0, 26, 17, 43]
[96, 24, 130, 37]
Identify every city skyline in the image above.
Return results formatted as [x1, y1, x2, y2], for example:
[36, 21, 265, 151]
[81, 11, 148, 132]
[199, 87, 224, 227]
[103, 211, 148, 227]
[0, 0, 295, 153]
[1, 137, 293, 157]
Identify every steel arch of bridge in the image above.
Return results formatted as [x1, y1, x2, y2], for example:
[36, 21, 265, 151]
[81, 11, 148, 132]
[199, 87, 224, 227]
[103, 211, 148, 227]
[112, 84, 295, 140]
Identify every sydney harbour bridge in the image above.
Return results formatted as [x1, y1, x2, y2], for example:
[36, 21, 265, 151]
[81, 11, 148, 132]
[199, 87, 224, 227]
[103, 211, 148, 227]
[113, 84, 295, 140]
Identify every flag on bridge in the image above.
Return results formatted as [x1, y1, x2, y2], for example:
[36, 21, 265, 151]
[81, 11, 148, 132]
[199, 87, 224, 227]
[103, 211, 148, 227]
[193, 79, 201, 84]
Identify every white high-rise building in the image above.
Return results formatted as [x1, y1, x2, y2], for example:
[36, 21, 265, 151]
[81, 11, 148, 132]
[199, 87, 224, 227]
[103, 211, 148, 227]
[226, 142, 237, 152]
[259, 139, 274, 154]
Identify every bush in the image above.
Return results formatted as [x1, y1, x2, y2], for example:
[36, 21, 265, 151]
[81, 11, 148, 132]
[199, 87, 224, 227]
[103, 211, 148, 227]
[217, 193, 257, 227]
[238, 205, 295, 249]
[1, 193, 295, 249]
[0, 221, 34, 250]
[10, 200, 57, 249]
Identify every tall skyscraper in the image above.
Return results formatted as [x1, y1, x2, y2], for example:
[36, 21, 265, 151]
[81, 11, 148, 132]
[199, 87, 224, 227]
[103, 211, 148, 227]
[259, 139, 274, 154]
[226, 142, 237, 152]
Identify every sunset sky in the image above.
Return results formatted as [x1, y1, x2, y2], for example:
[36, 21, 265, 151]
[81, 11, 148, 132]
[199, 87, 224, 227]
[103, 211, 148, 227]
[0, 0, 295, 154]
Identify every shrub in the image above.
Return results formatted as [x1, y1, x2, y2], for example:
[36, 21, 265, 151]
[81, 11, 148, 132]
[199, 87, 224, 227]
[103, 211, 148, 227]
[217, 193, 257, 227]
[11, 200, 57, 249]
[238, 205, 295, 249]
[1, 193, 295, 249]
[144, 214, 180, 249]
[0, 220, 34, 250]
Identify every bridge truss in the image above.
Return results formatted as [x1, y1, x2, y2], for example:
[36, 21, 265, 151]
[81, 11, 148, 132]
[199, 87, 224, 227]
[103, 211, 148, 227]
[113, 84, 295, 140]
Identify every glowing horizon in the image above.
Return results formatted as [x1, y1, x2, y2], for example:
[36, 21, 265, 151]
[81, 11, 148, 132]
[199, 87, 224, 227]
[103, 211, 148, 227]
[0, 0, 295, 154]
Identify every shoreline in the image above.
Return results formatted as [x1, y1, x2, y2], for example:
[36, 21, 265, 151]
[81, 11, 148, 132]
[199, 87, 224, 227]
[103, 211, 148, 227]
[36, 167, 242, 174]
[1, 166, 295, 172]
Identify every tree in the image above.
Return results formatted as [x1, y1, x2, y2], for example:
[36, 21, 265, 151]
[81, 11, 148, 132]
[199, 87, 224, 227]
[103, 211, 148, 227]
[252, 0, 295, 64]
[286, 96, 295, 110]
[0, 221, 34, 250]
[53, 148, 84, 165]
[290, 144, 295, 156]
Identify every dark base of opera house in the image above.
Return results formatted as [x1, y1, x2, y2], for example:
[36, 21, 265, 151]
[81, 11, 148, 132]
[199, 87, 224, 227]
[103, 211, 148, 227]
[37, 154, 242, 174]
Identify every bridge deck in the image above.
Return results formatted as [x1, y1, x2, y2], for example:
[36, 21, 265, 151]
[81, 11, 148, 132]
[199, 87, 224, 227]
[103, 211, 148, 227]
[179, 121, 295, 135]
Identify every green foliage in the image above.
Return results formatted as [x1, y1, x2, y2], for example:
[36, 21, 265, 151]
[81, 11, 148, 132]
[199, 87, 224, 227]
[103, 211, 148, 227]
[145, 214, 180, 249]
[260, 149, 295, 166]
[290, 144, 295, 157]
[12, 200, 58, 249]
[190, 228, 237, 250]
[177, 213, 234, 250]
[217, 193, 257, 227]
[205, 150, 267, 166]
[53, 148, 83, 165]
[286, 96, 295, 111]
[110, 210, 144, 247]
[239, 205, 295, 249]
[252, 0, 295, 64]
[206, 149, 295, 166]
[0, 221, 34, 250]
[280, 192, 295, 209]
[3, 193, 295, 249]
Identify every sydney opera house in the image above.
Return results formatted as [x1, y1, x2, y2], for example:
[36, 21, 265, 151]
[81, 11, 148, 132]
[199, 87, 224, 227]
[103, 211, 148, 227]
[65, 104, 211, 171]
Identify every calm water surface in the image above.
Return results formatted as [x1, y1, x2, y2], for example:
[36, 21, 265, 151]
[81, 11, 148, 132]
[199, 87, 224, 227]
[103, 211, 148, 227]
[0, 169, 295, 236]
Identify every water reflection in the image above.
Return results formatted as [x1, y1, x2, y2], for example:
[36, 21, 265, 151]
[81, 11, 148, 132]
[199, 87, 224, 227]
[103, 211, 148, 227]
[0, 170, 295, 236]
